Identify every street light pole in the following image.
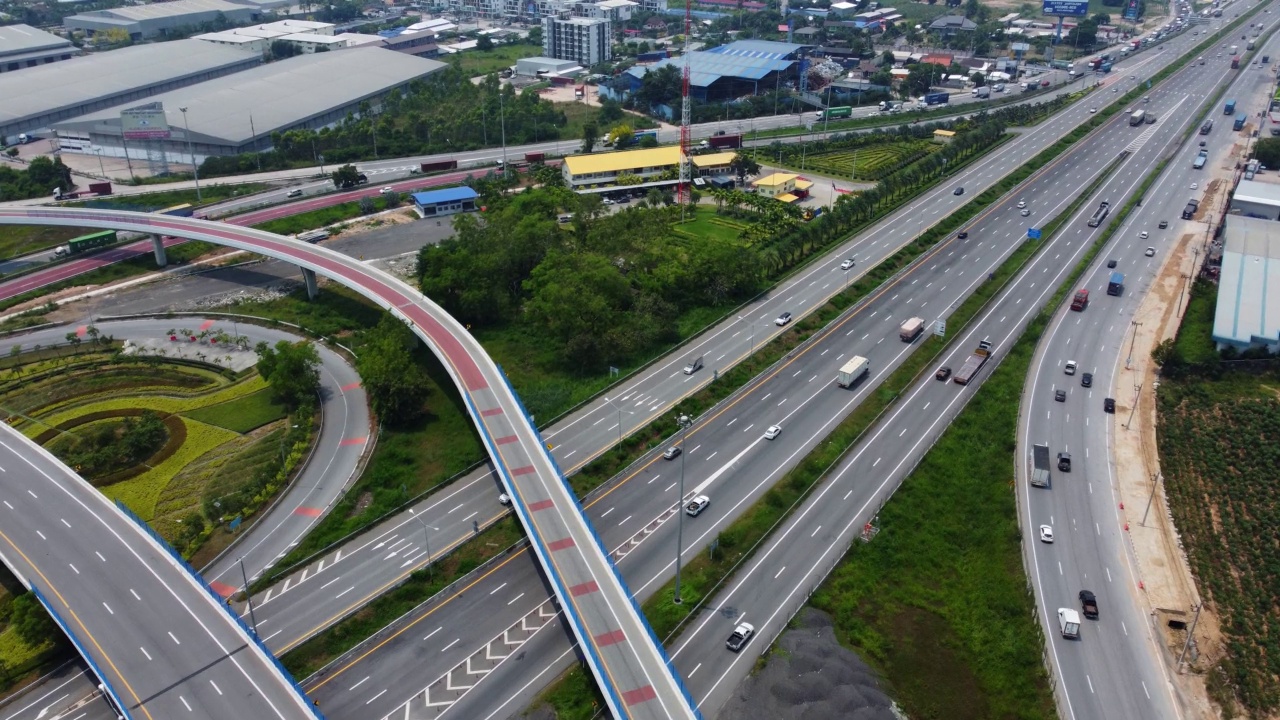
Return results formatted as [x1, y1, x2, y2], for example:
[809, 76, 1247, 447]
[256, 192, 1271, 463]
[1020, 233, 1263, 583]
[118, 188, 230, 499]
[673, 414, 692, 604]
[238, 557, 259, 638]
[178, 106, 202, 202]
[409, 509, 436, 579]
[1126, 320, 1143, 368]
[737, 315, 756, 353]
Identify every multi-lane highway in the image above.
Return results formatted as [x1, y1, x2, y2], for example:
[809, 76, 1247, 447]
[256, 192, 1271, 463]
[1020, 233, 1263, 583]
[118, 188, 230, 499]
[1017, 22, 1280, 720]
[279, 17, 1252, 719]
[0, 208, 699, 720]
[0, 426, 319, 720]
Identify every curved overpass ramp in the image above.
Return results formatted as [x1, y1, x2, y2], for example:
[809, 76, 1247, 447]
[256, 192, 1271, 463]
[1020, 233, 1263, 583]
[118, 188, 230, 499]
[0, 207, 699, 720]
[0, 426, 320, 720]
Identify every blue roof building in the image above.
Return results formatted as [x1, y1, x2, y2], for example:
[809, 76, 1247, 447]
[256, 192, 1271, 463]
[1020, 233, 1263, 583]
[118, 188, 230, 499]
[412, 186, 478, 218]
[622, 40, 806, 102]
[1212, 215, 1280, 352]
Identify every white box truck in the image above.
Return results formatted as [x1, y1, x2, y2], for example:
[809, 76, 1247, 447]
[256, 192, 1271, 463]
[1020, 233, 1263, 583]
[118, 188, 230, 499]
[1058, 608, 1081, 639]
[836, 355, 869, 387]
[899, 317, 925, 342]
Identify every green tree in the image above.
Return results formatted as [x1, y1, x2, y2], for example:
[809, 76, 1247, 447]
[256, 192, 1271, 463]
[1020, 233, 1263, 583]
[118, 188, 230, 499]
[730, 152, 760, 181]
[10, 593, 58, 648]
[1254, 137, 1280, 168]
[638, 134, 659, 148]
[1090, 12, 1111, 25]
[357, 317, 430, 426]
[582, 119, 600, 153]
[524, 251, 631, 366]
[331, 164, 361, 188]
[598, 98, 624, 124]
[271, 39, 301, 59]
[254, 341, 321, 408]
[633, 64, 682, 109]
[477, 34, 495, 51]
[528, 25, 543, 45]
[609, 123, 634, 147]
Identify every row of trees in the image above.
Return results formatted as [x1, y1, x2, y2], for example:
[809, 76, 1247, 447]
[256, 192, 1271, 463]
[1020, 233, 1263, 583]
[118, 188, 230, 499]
[0, 156, 74, 202]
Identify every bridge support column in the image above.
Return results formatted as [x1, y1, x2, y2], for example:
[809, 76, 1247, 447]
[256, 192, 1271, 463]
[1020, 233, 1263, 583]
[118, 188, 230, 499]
[301, 267, 318, 300]
[151, 234, 168, 267]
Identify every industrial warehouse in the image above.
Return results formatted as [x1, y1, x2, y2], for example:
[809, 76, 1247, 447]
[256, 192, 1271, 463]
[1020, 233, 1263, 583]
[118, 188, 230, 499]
[0, 39, 260, 146]
[51, 47, 445, 164]
[616, 40, 805, 103]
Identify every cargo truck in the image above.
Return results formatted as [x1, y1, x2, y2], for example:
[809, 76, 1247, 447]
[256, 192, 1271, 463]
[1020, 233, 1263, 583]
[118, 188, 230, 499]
[973, 86, 990, 99]
[1231, 55, 1240, 69]
[1182, 199, 1199, 219]
[1031, 443, 1051, 487]
[1058, 608, 1082, 639]
[1129, 110, 1146, 126]
[706, 133, 743, 149]
[420, 159, 459, 173]
[88, 181, 112, 195]
[1107, 272, 1125, 296]
[1200, 119, 1214, 134]
[923, 92, 949, 105]
[1234, 113, 1247, 131]
[953, 340, 993, 385]
[1070, 288, 1089, 311]
[1248, 40, 1256, 50]
[1225, 99, 1237, 115]
[836, 355, 870, 387]
[1101, 61, 1113, 72]
[1230, 45, 1239, 55]
[899, 317, 925, 342]
[1087, 201, 1111, 227]
[822, 106, 853, 119]
[524, 152, 545, 163]
[53, 230, 117, 258]
[1193, 150, 1208, 169]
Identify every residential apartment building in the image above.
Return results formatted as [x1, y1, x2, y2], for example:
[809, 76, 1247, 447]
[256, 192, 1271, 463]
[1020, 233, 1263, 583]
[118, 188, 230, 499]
[542, 15, 611, 67]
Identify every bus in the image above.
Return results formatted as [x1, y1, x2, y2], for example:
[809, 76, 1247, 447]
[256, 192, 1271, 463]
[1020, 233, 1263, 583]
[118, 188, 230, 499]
[156, 203, 194, 217]
[822, 106, 853, 120]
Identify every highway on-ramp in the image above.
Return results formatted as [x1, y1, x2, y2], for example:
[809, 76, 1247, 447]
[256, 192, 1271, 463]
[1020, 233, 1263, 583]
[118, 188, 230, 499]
[0, 426, 319, 720]
[0, 208, 698, 720]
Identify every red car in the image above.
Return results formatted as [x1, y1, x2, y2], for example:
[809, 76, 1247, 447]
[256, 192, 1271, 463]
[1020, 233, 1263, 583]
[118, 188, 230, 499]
[1040, 79, 1051, 87]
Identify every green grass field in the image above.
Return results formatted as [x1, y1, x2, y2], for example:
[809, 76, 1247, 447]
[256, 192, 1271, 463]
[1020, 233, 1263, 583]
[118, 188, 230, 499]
[183, 388, 287, 432]
[673, 207, 750, 243]
[454, 43, 542, 77]
[801, 140, 937, 180]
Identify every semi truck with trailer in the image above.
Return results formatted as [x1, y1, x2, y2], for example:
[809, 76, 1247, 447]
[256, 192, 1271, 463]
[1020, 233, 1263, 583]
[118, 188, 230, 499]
[952, 340, 993, 385]
[1031, 443, 1051, 487]
[923, 92, 949, 105]
[700, 134, 743, 150]
[1107, 272, 1125, 296]
[836, 355, 870, 387]
[899, 317, 925, 342]
[420, 159, 458, 173]
[53, 230, 117, 258]
[1087, 201, 1110, 227]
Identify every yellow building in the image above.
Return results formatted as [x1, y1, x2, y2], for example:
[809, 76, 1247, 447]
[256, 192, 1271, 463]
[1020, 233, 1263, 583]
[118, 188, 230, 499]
[690, 151, 737, 177]
[933, 128, 956, 143]
[561, 146, 684, 189]
[751, 172, 813, 202]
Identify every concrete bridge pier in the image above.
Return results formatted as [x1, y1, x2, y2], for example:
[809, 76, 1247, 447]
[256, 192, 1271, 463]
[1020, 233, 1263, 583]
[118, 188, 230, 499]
[151, 234, 167, 267]
[302, 267, 318, 300]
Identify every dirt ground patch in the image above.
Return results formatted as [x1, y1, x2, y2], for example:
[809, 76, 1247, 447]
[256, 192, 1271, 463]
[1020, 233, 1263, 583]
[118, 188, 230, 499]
[720, 608, 899, 720]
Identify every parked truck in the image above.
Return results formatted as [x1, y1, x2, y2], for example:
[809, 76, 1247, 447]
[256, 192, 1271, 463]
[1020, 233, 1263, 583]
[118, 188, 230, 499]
[953, 340, 993, 385]
[53, 230, 117, 258]
[898, 317, 924, 343]
[1087, 201, 1111, 227]
[1225, 99, 1237, 115]
[923, 92, 949, 105]
[420, 159, 458, 173]
[1107, 272, 1125, 296]
[1058, 608, 1082, 639]
[1193, 150, 1208, 169]
[1234, 113, 1247, 131]
[1031, 443, 1051, 487]
[1182, 199, 1200, 219]
[1129, 109, 1146, 126]
[836, 355, 870, 387]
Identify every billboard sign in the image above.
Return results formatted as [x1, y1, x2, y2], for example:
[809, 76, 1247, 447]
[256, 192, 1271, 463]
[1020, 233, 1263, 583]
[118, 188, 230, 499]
[121, 102, 170, 140]
[1122, 0, 1140, 21]
[1042, 0, 1089, 16]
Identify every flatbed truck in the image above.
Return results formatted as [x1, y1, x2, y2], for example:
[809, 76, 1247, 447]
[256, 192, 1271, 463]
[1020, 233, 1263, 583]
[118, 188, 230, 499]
[1031, 443, 1051, 487]
[952, 340, 993, 385]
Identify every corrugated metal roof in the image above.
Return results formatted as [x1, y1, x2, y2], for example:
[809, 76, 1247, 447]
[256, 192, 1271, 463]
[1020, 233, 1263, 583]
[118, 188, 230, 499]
[51, 47, 444, 146]
[79, 0, 248, 21]
[691, 151, 736, 167]
[1213, 215, 1280, 347]
[1232, 178, 1280, 207]
[0, 23, 72, 55]
[563, 146, 682, 175]
[413, 186, 478, 204]
[626, 39, 800, 87]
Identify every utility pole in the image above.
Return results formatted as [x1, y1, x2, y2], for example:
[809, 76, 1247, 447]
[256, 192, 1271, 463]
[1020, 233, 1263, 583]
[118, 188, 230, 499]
[409, 509, 437, 579]
[1177, 603, 1203, 671]
[1126, 320, 1143, 368]
[1141, 472, 1162, 526]
[239, 557, 259, 638]
[1124, 382, 1142, 431]
[178, 106, 202, 202]
[673, 414, 692, 604]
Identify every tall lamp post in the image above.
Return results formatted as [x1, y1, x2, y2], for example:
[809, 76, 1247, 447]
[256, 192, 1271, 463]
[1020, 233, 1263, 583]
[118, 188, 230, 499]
[602, 396, 634, 453]
[178, 106, 202, 202]
[673, 414, 693, 604]
[409, 508, 439, 579]
[736, 314, 758, 353]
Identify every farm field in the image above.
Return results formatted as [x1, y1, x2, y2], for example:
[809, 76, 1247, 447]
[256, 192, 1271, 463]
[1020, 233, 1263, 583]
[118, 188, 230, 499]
[794, 140, 938, 181]
[1157, 367, 1280, 716]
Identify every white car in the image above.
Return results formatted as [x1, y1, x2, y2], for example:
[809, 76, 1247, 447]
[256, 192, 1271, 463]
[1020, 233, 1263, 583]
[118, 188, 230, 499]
[1039, 524, 1055, 543]
[1191, 182, 1198, 189]
[1017, 200, 1027, 209]
[726, 622, 755, 652]
[1146, 246, 1157, 257]
[774, 312, 793, 326]
[764, 425, 782, 440]
[1064, 360, 1078, 375]
[1139, 231, 1149, 239]
[499, 493, 511, 506]
[1090, 107, 1097, 113]
[1020, 208, 1031, 217]
[380, 186, 395, 195]
[840, 258, 855, 270]
[686, 495, 710, 517]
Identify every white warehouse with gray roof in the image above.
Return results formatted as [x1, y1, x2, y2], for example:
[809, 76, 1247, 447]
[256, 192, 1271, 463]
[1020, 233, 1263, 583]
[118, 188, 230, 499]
[51, 47, 446, 163]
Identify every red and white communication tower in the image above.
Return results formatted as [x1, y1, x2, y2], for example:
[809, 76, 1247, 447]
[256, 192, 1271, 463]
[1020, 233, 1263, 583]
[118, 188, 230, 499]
[678, 0, 692, 210]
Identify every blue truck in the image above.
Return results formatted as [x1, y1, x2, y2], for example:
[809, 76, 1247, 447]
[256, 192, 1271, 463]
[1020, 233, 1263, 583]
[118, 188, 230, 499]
[1234, 113, 1247, 131]
[1107, 272, 1125, 296]
[1225, 99, 1237, 115]
[923, 92, 949, 105]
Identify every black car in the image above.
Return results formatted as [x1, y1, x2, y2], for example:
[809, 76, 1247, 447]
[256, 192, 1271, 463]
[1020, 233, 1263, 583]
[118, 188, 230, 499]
[953, 187, 965, 196]
[1081, 372, 1093, 388]
[1159, 220, 1168, 229]
[1107, 259, 1117, 268]
[1055, 389, 1067, 402]
[1079, 590, 1099, 619]
[936, 366, 952, 381]
[1058, 452, 1072, 471]
[958, 231, 969, 239]
[1104, 397, 1116, 413]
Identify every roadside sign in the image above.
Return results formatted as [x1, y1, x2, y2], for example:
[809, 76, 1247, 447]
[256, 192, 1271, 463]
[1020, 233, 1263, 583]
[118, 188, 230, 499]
[1028, 228, 1042, 239]
[934, 319, 946, 337]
